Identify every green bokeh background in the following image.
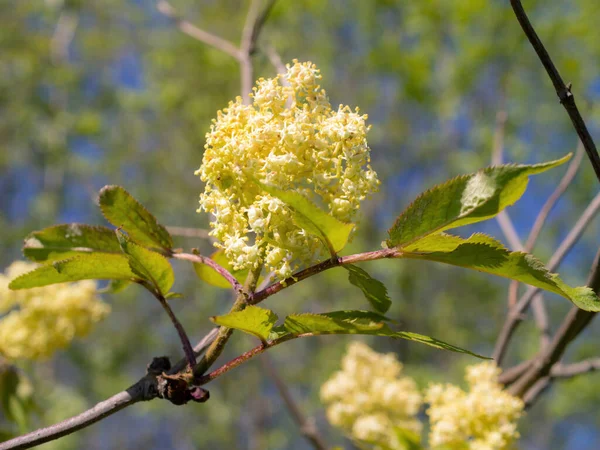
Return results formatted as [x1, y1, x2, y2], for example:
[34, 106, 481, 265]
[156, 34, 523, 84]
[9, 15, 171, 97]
[1, 1, 600, 448]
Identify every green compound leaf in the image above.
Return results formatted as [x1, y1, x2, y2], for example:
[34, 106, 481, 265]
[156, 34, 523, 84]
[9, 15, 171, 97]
[193, 249, 249, 289]
[344, 264, 392, 313]
[99, 185, 173, 250]
[116, 230, 174, 296]
[250, 178, 354, 255]
[211, 305, 279, 343]
[387, 155, 571, 248]
[275, 310, 487, 358]
[9, 254, 137, 290]
[23, 224, 122, 262]
[403, 233, 600, 312]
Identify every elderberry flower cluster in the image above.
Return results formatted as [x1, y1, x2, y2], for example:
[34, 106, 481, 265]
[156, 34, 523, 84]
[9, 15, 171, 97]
[197, 61, 379, 279]
[425, 361, 524, 450]
[320, 342, 422, 449]
[0, 261, 110, 360]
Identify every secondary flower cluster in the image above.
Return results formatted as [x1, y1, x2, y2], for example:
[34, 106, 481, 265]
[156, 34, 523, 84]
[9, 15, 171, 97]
[197, 61, 379, 279]
[321, 343, 524, 450]
[426, 361, 524, 450]
[320, 341, 423, 449]
[0, 261, 110, 360]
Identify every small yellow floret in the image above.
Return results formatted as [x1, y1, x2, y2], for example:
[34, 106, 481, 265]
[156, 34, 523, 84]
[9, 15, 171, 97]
[0, 261, 110, 360]
[197, 61, 379, 279]
[320, 342, 422, 449]
[425, 361, 524, 450]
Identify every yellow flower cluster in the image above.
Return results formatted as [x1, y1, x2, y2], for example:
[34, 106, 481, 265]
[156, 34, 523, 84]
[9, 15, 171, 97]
[0, 261, 110, 360]
[425, 362, 524, 450]
[320, 342, 422, 449]
[197, 61, 379, 279]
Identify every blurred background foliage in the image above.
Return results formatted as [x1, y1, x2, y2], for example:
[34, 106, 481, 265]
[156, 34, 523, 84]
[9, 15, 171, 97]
[1, 0, 600, 448]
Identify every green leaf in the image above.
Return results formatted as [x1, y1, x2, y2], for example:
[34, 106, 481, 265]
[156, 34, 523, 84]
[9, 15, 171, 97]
[344, 264, 392, 313]
[249, 177, 354, 255]
[165, 292, 184, 300]
[23, 224, 122, 262]
[8, 254, 138, 290]
[193, 249, 249, 289]
[393, 428, 423, 450]
[98, 279, 131, 294]
[387, 155, 571, 248]
[116, 230, 174, 296]
[99, 185, 173, 250]
[403, 233, 600, 312]
[211, 305, 278, 343]
[278, 310, 487, 358]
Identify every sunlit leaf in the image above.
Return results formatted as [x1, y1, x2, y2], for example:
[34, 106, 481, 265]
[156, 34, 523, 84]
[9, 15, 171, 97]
[117, 230, 174, 296]
[276, 310, 487, 358]
[211, 305, 278, 343]
[345, 264, 392, 313]
[23, 224, 121, 262]
[250, 178, 354, 255]
[99, 185, 173, 250]
[403, 233, 600, 312]
[8, 254, 137, 290]
[387, 155, 571, 248]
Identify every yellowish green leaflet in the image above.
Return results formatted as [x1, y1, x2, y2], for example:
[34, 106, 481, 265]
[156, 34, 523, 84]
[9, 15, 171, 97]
[9, 254, 137, 290]
[387, 155, 571, 248]
[99, 185, 173, 250]
[403, 232, 600, 312]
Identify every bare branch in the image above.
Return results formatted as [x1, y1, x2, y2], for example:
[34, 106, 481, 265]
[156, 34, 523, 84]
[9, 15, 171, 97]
[522, 376, 551, 409]
[239, 0, 278, 102]
[551, 358, 600, 378]
[0, 390, 139, 450]
[493, 191, 600, 364]
[507, 248, 600, 399]
[499, 359, 534, 386]
[261, 354, 328, 450]
[173, 252, 243, 293]
[264, 44, 287, 76]
[156, 1, 242, 60]
[524, 142, 585, 252]
[509, 0, 600, 182]
[0, 324, 219, 450]
[491, 108, 549, 351]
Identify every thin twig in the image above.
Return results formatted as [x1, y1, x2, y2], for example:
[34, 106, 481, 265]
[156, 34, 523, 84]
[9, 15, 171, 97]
[499, 359, 534, 386]
[493, 191, 600, 364]
[260, 353, 328, 450]
[550, 358, 600, 378]
[252, 248, 400, 304]
[509, 0, 600, 182]
[491, 106, 549, 347]
[524, 142, 585, 252]
[506, 141, 584, 306]
[156, 1, 242, 60]
[508, 248, 600, 399]
[260, 354, 328, 450]
[522, 376, 551, 409]
[264, 44, 287, 76]
[198, 334, 303, 385]
[239, 0, 277, 102]
[143, 283, 196, 368]
[173, 252, 243, 293]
